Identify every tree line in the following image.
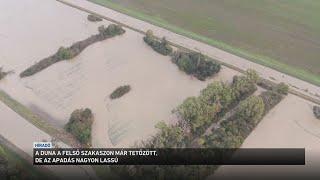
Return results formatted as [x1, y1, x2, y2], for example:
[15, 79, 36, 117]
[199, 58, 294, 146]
[143, 30, 221, 81]
[108, 70, 289, 179]
[20, 24, 126, 77]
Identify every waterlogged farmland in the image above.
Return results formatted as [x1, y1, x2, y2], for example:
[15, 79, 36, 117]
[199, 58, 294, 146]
[0, 0, 239, 148]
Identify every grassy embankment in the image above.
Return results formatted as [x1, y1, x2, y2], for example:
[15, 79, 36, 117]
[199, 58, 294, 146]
[90, 0, 320, 86]
[0, 90, 81, 147]
[0, 142, 53, 179]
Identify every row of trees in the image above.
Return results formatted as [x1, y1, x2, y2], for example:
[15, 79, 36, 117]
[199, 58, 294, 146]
[108, 72, 289, 179]
[175, 70, 258, 136]
[202, 96, 265, 148]
[171, 51, 221, 80]
[143, 30, 173, 56]
[20, 24, 126, 77]
[65, 108, 94, 146]
[202, 83, 288, 148]
[143, 30, 221, 81]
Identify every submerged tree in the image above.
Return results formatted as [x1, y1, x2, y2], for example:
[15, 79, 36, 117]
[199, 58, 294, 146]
[313, 106, 320, 120]
[235, 96, 265, 125]
[87, 14, 103, 22]
[274, 82, 289, 95]
[65, 108, 94, 146]
[143, 30, 173, 56]
[172, 51, 221, 80]
[142, 122, 185, 148]
[110, 85, 131, 99]
[0, 67, 12, 80]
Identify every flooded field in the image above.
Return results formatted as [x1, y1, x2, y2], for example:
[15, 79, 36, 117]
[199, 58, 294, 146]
[0, 0, 239, 148]
[213, 94, 320, 178]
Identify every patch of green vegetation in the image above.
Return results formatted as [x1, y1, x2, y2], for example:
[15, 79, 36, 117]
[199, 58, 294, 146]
[20, 24, 125, 77]
[65, 108, 94, 146]
[175, 70, 257, 136]
[90, 0, 320, 86]
[0, 67, 12, 80]
[0, 90, 76, 146]
[56, 47, 72, 60]
[172, 51, 221, 81]
[108, 75, 287, 179]
[110, 85, 131, 99]
[87, 14, 103, 22]
[143, 30, 173, 56]
[313, 106, 320, 120]
[0, 144, 53, 179]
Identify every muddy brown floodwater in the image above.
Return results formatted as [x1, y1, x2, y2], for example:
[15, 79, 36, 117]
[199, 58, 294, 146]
[213, 94, 320, 178]
[0, 0, 239, 148]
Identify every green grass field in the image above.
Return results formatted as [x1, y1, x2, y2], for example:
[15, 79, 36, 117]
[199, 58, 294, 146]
[89, 0, 320, 86]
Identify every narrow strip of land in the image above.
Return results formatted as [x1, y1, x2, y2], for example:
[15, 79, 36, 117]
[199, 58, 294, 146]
[0, 100, 98, 180]
[57, 0, 320, 104]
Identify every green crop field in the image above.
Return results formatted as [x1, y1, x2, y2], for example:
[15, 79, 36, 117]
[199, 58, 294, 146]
[90, 0, 320, 86]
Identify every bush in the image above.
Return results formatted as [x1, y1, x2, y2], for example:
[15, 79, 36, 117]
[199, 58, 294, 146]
[200, 81, 235, 108]
[87, 14, 102, 22]
[231, 75, 257, 100]
[143, 30, 173, 56]
[110, 85, 131, 99]
[235, 96, 265, 124]
[65, 108, 94, 145]
[172, 51, 221, 80]
[313, 106, 320, 120]
[56, 47, 72, 60]
[274, 82, 289, 95]
[176, 97, 218, 133]
[98, 24, 126, 37]
[0, 67, 10, 80]
[141, 122, 185, 148]
[260, 90, 283, 114]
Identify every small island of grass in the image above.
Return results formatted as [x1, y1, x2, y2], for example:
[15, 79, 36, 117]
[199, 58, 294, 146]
[87, 14, 103, 22]
[110, 85, 131, 99]
[314, 106, 320, 120]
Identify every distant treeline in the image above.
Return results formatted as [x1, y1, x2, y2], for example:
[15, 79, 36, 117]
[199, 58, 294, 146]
[20, 24, 125, 78]
[143, 30, 221, 81]
[109, 71, 289, 179]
